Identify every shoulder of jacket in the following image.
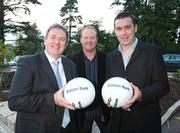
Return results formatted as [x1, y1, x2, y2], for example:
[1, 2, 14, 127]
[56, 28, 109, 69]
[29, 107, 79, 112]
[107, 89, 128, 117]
[67, 51, 83, 60]
[107, 49, 119, 57]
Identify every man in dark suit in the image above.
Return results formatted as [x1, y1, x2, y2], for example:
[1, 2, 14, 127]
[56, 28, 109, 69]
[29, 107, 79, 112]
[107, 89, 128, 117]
[106, 12, 169, 132]
[8, 23, 77, 133]
[68, 26, 110, 133]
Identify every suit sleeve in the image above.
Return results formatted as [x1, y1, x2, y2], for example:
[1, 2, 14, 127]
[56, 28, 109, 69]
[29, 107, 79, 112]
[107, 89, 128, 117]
[8, 57, 56, 113]
[141, 47, 170, 103]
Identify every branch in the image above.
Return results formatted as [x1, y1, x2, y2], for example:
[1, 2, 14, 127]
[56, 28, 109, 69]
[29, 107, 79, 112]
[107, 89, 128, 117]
[4, 4, 30, 16]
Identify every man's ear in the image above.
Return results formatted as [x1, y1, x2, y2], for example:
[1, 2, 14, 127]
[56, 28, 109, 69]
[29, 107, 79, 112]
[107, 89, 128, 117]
[44, 38, 46, 46]
[135, 24, 138, 33]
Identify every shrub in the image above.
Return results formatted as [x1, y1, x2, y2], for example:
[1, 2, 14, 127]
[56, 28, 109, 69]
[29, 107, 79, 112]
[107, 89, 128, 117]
[174, 69, 180, 81]
[0, 41, 15, 68]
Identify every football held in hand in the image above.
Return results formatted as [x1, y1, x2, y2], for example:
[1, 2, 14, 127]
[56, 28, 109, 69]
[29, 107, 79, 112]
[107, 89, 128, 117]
[102, 77, 133, 108]
[64, 77, 95, 109]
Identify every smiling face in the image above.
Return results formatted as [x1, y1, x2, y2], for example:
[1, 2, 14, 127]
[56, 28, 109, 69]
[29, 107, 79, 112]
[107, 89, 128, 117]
[80, 27, 98, 52]
[44, 28, 67, 59]
[114, 17, 137, 47]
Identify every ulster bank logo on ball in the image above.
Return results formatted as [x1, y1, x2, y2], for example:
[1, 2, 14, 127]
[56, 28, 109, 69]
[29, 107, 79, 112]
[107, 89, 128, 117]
[101, 77, 133, 108]
[64, 77, 95, 109]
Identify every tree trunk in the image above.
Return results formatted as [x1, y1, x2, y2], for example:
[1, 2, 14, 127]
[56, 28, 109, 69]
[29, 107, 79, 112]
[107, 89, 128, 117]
[69, 17, 72, 44]
[0, 0, 4, 43]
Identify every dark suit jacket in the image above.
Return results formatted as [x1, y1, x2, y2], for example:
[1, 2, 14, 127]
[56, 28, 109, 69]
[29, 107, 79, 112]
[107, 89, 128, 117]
[8, 52, 77, 133]
[68, 51, 110, 127]
[106, 40, 169, 132]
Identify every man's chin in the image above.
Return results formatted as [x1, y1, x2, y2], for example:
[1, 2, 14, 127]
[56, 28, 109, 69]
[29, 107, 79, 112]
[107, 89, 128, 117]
[121, 43, 130, 46]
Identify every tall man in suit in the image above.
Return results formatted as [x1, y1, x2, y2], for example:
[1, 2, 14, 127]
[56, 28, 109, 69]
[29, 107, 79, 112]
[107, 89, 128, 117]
[8, 23, 77, 133]
[68, 26, 110, 133]
[106, 12, 169, 132]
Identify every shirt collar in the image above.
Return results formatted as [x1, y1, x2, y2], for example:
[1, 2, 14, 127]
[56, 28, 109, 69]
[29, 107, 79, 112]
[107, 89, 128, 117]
[45, 50, 62, 64]
[118, 37, 138, 53]
[83, 53, 97, 62]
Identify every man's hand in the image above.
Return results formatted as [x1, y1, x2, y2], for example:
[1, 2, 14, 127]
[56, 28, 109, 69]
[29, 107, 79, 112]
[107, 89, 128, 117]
[54, 87, 75, 110]
[122, 82, 142, 110]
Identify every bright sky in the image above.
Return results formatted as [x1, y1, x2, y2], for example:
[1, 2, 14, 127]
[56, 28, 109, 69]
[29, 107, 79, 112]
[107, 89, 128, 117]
[27, 0, 123, 35]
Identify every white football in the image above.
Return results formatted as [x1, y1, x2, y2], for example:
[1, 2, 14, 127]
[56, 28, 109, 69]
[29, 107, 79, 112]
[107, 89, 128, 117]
[102, 77, 133, 108]
[64, 77, 95, 109]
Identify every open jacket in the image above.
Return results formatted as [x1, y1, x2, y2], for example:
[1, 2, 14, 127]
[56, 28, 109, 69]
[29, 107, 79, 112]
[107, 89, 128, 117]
[8, 52, 77, 133]
[106, 40, 169, 132]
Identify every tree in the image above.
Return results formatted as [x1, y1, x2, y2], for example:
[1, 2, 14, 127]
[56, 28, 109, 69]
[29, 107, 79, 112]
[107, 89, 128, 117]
[0, 41, 15, 67]
[0, 0, 41, 43]
[0, 41, 6, 67]
[64, 20, 118, 56]
[14, 23, 44, 55]
[0, 0, 5, 43]
[112, 0, 180, 53]
[85, 20, 118, 53]
[60, 0, 82, 44]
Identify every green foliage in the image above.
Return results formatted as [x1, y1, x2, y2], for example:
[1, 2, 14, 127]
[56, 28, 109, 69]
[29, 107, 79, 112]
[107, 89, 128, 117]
[0, 41, 5, 67]
[0, 40, 15, 68]
[112, 0, 180, 54]
[64, 28, 82, 55]
[64, 20, 118, 56]
[14, 23, 44, 55]
[0, 0, 41, 42]
[60, 0, 83, 44]
[98, 31, 118, 53]
[87, 20, 118, 53]
[174, 69, 180, 81]
[4, 43, 16, 61]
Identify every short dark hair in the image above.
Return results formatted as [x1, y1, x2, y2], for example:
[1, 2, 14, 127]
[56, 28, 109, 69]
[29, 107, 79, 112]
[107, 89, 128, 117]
[45, 23, 68, 43]
[114, 11, 138, 27]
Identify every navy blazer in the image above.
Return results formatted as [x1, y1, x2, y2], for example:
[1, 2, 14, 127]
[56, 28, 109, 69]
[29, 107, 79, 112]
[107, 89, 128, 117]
[8, 52, 77, 133]
[106, 40, 169, 132]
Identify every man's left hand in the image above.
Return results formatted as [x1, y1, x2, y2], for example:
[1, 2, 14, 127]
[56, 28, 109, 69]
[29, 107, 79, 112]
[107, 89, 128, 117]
[122, 82, 142, 110]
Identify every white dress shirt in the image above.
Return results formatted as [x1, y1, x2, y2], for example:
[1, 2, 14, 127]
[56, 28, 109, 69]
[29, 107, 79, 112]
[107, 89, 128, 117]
[45, 50, 67, 87]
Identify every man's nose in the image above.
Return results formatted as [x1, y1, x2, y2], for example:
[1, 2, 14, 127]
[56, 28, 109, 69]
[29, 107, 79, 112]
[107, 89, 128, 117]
[54, 38, 60, 44]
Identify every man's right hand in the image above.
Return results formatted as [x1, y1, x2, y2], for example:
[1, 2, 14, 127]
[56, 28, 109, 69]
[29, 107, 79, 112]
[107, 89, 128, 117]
[54, 87, 75, 110]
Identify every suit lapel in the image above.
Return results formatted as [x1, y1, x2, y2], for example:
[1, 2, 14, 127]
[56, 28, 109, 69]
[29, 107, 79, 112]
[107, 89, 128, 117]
[62, 57, 69, 82]
[62, 57, 75, 82]
[114, 49, 126, 71]
[77, 51, 86, 77]
[40, 52, 58, 90]
[128, 41, 145, 67]
[80, 52, 86, 77]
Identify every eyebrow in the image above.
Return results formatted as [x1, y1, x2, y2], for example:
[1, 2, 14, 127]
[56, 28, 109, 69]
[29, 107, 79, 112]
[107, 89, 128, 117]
[49, 34, 66, 38]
